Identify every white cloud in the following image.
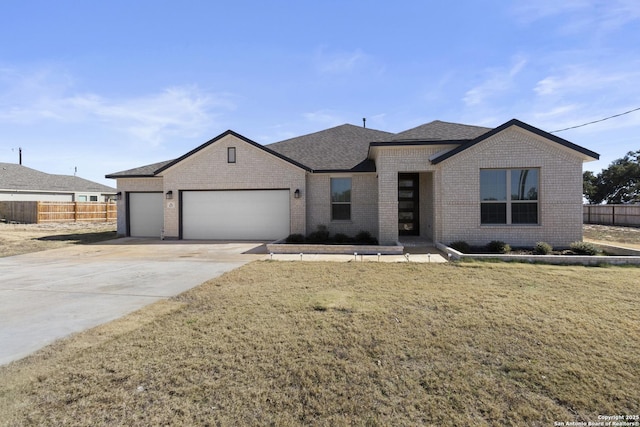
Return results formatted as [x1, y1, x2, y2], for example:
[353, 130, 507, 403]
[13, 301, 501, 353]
[463, 57, 527, 106]
[511, 0, 640, 34]
[0, 68, 234, 146]
[534, 66, 638, 97]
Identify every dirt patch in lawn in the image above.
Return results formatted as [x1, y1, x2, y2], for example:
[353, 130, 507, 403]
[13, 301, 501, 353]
[1, 261, 638, 426]
[0, 222, 117, 257]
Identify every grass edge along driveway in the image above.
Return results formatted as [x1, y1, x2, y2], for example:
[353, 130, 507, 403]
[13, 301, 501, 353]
[1, 261, 639, 426]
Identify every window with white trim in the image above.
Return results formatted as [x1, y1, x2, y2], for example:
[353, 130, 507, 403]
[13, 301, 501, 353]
[480, 169, 539, 224]
[331, 177, 351, 221]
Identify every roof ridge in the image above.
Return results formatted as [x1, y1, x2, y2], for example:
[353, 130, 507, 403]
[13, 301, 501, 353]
[270, 123, 393, 146]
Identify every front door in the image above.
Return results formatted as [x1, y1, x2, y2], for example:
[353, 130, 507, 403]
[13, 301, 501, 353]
[398, 173, 419, 236]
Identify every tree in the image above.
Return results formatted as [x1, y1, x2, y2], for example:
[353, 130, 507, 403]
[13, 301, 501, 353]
[583, 170, 600, 204]
[584, 150, 640, 204]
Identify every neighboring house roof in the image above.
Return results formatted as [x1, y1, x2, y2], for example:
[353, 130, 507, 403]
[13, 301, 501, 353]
[267, 124, 394, 171]
[390, 120, 491, 141]
[0, 162, 116, 193]
[429, 119, 600, 164]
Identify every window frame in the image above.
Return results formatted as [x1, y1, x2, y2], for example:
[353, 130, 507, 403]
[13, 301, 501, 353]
[227, 147, 236, 164]
[480, 168, 539, 225]
[330, 177, 352, 221]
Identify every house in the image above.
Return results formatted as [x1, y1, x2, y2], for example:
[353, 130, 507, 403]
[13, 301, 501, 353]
[106, 119, 599, 247]
[1, 162, 117, 202]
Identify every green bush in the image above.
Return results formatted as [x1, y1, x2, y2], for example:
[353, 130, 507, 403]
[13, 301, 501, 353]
[533, 241, 553, 255]
[285, 233, 305, 243]
[449, 241, 470, 253]
[570, 241, 600, 256]
[354, 230, 378, 245]
[487, 240, 511, 254]
[307, 225, 330, 243]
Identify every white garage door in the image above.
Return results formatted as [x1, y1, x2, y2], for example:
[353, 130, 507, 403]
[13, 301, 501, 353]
[182, 190, 290, 240]
[129, 192, 163, 238]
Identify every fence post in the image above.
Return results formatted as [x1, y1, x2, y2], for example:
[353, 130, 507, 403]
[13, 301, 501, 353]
[612, 205, 615, 226]
[74, 202, 78, 222]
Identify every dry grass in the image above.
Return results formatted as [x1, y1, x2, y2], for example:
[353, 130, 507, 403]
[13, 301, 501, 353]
[583, 224, 640, 249]
[1, 261, 638, 426]
[0, 222, 117, 257]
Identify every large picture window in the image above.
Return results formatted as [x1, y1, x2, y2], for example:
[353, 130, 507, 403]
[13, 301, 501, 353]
[480, 169, 539, 225]
[331, 177, 351, 221]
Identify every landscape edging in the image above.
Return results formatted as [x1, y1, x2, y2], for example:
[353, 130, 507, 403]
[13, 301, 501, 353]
[435, 242, 640, 265]
[267, 242, 404, 255]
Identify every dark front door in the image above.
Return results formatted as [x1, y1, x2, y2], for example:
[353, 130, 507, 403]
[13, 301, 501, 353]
[398, 173, 419, 236]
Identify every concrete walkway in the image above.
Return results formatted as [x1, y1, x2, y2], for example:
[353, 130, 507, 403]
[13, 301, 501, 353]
[268, 252, 448, 262]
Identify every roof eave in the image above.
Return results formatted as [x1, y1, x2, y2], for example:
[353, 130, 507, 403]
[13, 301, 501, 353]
[154, 130, 311, 174]
[105, 174, 158, 179]
[430, 119, 600, 164]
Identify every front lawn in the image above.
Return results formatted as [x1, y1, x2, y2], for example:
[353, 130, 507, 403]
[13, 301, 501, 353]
[1, 261, 638, 426]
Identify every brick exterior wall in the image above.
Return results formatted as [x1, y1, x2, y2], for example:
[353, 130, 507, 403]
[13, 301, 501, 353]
[161, 134, 306, 239]
[113, 125, 590, 247]
[114, 135, 306, 239]
[306, 173, 378, 238]
[436, 127, 585, 248]
[373, 126, 589, 247]
[373, 146, 443, 244]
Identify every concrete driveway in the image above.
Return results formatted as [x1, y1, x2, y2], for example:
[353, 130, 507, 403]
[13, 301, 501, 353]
[0, 238, 266, 366]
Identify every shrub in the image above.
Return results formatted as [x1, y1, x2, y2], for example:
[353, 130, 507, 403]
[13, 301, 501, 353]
[354, 230, 378, 245]
[307, 225, 330, 243]
[285, 233, 305, 243]
[533, 241, 553, 255]
[487, 240, 511, 254]
[449, 241, 470, 253]
[570, 241, 600, 256]
[333, 233, 351, 244]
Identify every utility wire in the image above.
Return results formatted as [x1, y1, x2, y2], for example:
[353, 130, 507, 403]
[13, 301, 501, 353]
[550, 106, 640, 133]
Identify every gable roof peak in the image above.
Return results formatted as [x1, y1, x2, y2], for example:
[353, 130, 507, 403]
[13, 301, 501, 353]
[267, 123, 393, 171]
[392, 120, 492, 141]
[430, 118, 600, 164]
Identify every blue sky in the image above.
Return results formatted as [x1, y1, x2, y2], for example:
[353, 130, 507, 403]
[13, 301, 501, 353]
[1, 1, 639, 186]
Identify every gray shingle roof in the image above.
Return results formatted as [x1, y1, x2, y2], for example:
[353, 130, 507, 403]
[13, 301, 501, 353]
[0, 163, 116, 193]
[108, 119, 580, 177]
[105, 160, 175, 178]
[267, 124, 394, 171]
[391, 120, 491, 141]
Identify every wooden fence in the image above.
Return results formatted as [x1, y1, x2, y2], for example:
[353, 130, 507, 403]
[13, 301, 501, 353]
[0, 201, 117, 224]
[584, 204, 640, 227]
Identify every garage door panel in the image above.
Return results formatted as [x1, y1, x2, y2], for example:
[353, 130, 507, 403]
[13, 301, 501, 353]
[129, 192, 163, 238]
[182, 190, 289, 240]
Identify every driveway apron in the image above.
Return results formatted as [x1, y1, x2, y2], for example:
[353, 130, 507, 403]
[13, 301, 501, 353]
[0, 238, 264, 365]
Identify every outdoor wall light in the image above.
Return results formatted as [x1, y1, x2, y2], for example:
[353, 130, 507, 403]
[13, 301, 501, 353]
[294, 189, 301, 198]
[116, 191, 122, 201]
[165, 190, 173, 200]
